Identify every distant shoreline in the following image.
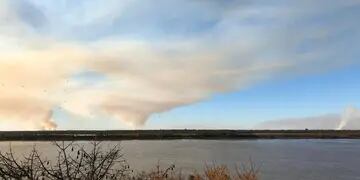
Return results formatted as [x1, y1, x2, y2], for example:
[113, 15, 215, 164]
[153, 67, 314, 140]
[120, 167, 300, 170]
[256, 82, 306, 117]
[0, 130, 360, 141]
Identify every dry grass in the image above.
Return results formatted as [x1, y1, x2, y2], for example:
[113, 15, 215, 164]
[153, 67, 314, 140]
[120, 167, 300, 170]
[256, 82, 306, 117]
[234, 163, 259, 180]
[134, 163, 259, 180]
[203, 164, 231, 180]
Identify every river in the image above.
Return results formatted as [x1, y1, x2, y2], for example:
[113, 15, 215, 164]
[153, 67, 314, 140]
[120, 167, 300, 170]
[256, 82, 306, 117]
[0, 139, 359, 180]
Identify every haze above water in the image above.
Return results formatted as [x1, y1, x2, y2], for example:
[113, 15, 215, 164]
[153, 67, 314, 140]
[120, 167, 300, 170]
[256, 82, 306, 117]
[1, 140, 359, 180]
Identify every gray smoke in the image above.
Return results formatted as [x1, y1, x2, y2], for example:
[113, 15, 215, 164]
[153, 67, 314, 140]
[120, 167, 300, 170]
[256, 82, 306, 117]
[255, 107, 360, 130]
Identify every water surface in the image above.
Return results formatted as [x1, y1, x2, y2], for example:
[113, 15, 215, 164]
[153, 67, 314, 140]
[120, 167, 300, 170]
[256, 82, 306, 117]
[0, 139, 359, 180]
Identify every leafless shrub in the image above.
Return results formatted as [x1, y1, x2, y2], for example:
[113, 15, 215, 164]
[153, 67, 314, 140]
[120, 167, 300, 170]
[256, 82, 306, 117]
[134, 162, 259, 180]
[0, 142, 259, 180]
[134, 163, 178, 180]
[203, 164, 231, 180]
[234, 160, 259, 180]
[0, 141, 130, 180]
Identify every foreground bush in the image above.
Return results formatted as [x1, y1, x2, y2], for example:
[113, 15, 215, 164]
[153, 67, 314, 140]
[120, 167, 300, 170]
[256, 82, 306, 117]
[139, 163, 259, 180]
[0, 142, 258, 180]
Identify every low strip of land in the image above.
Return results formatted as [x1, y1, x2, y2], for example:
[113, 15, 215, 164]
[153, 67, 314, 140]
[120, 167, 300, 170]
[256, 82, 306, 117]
[0, 130, 360, 141]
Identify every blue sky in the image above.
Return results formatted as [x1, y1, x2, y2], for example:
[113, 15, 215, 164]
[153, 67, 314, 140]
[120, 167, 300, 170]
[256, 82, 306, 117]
[147, 64, 360, 129]
[0, 0, 359, 130]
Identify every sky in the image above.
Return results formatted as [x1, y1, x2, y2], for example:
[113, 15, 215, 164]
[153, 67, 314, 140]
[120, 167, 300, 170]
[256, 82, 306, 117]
[0, 0, 360, 130]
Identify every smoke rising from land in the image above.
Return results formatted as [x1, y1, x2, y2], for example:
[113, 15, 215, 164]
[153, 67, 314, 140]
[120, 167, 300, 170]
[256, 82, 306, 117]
[0, 1, 359, 129]
[255, 107, 360, 130]
[338, 107, 360, 130]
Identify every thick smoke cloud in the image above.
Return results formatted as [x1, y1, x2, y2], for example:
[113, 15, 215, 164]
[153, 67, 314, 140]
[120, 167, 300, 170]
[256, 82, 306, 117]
[0, 0, 359, 129]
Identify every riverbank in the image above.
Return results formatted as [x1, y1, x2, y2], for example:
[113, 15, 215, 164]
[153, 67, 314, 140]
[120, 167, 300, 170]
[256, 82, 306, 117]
[0, 130, 360, 141]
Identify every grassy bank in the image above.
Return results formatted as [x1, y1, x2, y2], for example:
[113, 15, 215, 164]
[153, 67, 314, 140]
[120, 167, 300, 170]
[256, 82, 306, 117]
[0, 130, 360, 141]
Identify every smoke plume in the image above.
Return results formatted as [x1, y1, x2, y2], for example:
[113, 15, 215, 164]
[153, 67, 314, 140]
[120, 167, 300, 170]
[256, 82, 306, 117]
[337, 106, 360, 130]
[0, 1, 359, 129]
[255, 107, 360, 130]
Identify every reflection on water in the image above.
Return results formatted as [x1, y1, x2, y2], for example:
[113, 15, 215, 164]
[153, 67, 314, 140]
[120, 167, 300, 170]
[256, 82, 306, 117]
[1, 139, 360, 180]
